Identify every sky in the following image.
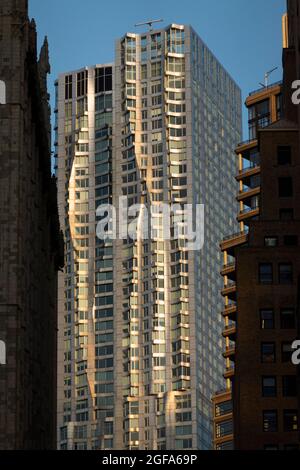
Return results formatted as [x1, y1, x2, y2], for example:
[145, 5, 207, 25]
[29, 0, 286, 138]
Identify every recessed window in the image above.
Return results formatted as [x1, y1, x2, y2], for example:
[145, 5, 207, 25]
[283, 376, 297, 397]
[280, 209, 294, 220]
[215, 400, 232, 417]
[283, 410, 298, 432]
[265, 237, 278, 247]
[282, 342, 293, 363]
[260, 309, 274, 329]
[284, 235, 298, 246]
[216, 420, 233, 438]
[279, 263, 293, 284]
[259, 263, 273, 284]
[278, 177, 293, 198]
[280, 309, 296, 329]
[277, 146, 292, 165]
[263, 410, 278, 432]
[262, 377, 277, 397]
[261, 343, 276, 363]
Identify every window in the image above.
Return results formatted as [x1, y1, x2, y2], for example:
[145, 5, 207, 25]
[215, 400, 232, 417]
[264, 445, 279, 450]
[280, 209, 294, 220]
[65, 74, 72, 100]
[216, 420, 233, 438]
[279, 263, 293, 284]
[261, 343, 276, 363]
[260, 309, 274, 329]
[283, 410, 298, 432]
[262, 377, 277, 397]
[284, 235, 298, 246]
[280, 309, 296, 329]
[259, 263, 273, 284]
[265, 237, 278, 247]
[282, 342, 293, 363]
[77, 70, 88, 97]
[278, 177, 293, 197]
[95, 67, 112, 94]
[277, 146, 291, 165]
[283, 376, 297, 397]
[263, 411, 278, 432]
[216, 441, 234, 451]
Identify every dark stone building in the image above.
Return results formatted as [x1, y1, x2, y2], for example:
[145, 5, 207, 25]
[213, 0, 300, 450]
[0, 0, 63, 449]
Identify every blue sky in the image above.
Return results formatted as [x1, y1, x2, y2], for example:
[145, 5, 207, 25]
[29, 0, 286, 137]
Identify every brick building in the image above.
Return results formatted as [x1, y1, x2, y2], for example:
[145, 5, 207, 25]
[213, 0, 300, 450]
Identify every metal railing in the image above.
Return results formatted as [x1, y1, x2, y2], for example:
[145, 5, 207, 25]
[249, 80, 282, 96]
[223, 230, 248, 242]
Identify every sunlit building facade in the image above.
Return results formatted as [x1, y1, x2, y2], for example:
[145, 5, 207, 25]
[56, 24, 241, 450]
[55, 65, 114, 450]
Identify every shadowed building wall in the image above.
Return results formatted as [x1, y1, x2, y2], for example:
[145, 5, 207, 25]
[0, 0, 63, 450]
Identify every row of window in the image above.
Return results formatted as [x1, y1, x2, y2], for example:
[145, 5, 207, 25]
[260, 308, 296, 330]
[259, 263, 293, 285]
[263, 410, 298, 433]
[261, 342, 294, 363]
[262, 375, 297, 397]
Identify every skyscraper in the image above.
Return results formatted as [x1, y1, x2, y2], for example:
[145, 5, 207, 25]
[56, 64, 114, 450]
[213, 0, 300, 451]
[212, 81, 283, 451]
[56, 24, 242, 450]
[0, 0, 63, 450]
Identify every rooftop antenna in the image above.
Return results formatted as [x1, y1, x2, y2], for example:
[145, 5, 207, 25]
[259, 67, 278, 88]
[134, 19, 164, 32]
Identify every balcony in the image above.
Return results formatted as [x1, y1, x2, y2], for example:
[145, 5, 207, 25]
[236, 164, 260, 182]
[221, 262, 236, 278]
[223, 345, 235, 361]
[221, 231, 248, 254]
[237, 186, 261, 203]
[221, 282, 236, 301]
[236, 138, 258, 153]
[237, 205, 259, 223]
[223, 366, 235, 380]
[222, 325, 236, 340]
[222, 304, 237, 320]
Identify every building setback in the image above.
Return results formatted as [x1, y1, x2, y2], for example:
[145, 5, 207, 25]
[0, 0, 63, 450]
[56, 24, 242, 450]
[213, 0, 300, 451]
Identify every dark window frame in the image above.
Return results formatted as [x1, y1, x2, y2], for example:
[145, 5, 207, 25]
[277, 146, 292, 165]
[262, 376, 277, 398]
[278, 263, 293, 285]
[278, 177, 293, 198]
[259, 263, 273, 285]
[263, 410, 278, 433]
[260, 309, 275, 330]
[261, 343, 276, 364]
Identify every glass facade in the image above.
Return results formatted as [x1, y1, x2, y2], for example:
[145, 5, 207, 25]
[56, 24, 242, 451]
[56, 65, 114, 450]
